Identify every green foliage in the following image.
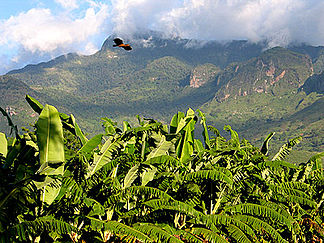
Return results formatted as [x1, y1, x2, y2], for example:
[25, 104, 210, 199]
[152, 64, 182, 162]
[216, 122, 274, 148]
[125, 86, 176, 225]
[0, 97, 323, 242]
[1, 40, 323, 158]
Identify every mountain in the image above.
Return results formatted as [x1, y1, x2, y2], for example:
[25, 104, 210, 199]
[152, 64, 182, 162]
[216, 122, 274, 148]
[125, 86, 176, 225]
[0, 34, 323, 159]
[4, 35, 265, 125]
[0, 75, 44, 133]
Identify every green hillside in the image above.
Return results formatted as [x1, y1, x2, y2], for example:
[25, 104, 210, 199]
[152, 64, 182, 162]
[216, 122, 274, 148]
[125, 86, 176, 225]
[1, 35, 323, 159]
[0, 75, 43, 133]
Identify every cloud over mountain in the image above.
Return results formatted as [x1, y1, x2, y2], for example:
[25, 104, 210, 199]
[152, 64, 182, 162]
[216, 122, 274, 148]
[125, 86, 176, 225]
[110, 0, 324, 47]
[1, 0, 324, 74]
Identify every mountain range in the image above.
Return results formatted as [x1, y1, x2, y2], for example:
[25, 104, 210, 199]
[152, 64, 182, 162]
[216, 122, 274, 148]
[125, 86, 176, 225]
[0, 33, 323, 161]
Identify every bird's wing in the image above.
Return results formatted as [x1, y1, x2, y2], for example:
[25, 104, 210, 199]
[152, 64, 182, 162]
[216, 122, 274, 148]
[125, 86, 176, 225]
[113, 38, 123, 45]
[123, 45, 132, 50]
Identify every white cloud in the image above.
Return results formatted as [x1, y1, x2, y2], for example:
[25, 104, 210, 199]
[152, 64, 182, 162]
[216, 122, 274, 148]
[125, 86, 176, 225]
[110, 0, 183, 37]
[0, 6, 109, 53]
[82, 41, 98, 54]
[0, 3, 109, 73]
[109, 0, 324, 46]
[55, 0, 79, 9]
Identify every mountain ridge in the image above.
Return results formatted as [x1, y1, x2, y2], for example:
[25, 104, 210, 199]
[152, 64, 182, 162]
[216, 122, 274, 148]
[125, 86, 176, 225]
[1, 35, 323, 158]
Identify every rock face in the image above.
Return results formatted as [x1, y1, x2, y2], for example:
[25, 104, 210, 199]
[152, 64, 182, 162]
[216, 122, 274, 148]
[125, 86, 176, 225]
[214, 47, 314, 102]
[189, 64, 220, 88]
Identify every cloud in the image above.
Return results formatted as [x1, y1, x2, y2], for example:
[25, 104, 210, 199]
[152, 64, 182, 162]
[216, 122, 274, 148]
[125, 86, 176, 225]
[0, 2, 109, 74]
[2, 0, 324, 74]
[109, 0, 324, 47]
[0, 6, 109, 53]
[55, 0, 79, 9]
[110, 0, 183, 38]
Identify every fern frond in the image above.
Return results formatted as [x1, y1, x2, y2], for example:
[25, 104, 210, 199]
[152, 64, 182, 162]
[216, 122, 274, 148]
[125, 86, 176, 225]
[105, 186, 173, 207]
[203, 214, 257, 240]
[144, 155, 180, 171]
[190, 227, 228, 243]
[144, 199, 204, 219]
[234, 215, 288, 243]
[272, 136, 302, 161]
[12, 216, 75, 241]
[55, 177, 83, 203]
[225, 203, 294, 230]
[258, 160, 298, 170]
[133, 223, 183, 243]
[87, 217, 152, 242]
[184, 169, 233, 188]
[174, 229, 204, 243]
[226, 224, 252, 243]
[269, 182, 314, 199]
[275, 194, 317, 208]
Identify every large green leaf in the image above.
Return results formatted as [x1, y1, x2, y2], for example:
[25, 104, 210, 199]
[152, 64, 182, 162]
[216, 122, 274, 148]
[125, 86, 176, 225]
[170, 111, 185, 134]
[0, 132, 7, 157]
[197, 214, 257, 241]
[70, 114, 88, 146]
[194, 139, 204, 153]
[144, 199, 204, 219]
[87, 136, 123, 178]
[224, 125, 240, 148]
[25, 94, 43, 114]
[197, 109, 210, 149]
[123, 164, 139, 189]
[146, 135, 172, 160]
[35, 104, 65, 205]
[144, 155, 180, 174]
[308, 151, 324, 170]
[36, 104, 65, 174]
[78, 134, 103, 161]
[177, 109, 197, 163]
[55, 177, 83, 204]
[105, 186, 173, 206]
[226, 224, 251, 243]
[141, 165, 158, 186]
[260, 132, 275, 155]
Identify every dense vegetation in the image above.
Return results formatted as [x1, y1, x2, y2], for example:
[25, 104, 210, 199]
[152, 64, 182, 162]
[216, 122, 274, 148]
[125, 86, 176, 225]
[1, 36, 323, 159]
[0, 96, 323, 242]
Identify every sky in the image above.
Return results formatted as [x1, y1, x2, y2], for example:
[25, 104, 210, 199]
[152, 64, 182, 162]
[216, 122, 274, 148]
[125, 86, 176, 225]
[1, 0, 324, 74]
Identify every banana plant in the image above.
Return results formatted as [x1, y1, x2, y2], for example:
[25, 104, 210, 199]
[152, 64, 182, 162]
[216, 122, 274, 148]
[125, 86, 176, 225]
[1, 97, 323, 242]
[33, 104, 65, 206]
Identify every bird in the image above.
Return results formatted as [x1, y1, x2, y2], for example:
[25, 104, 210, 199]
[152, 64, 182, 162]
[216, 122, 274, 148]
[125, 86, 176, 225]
[113, 38, 132, 51]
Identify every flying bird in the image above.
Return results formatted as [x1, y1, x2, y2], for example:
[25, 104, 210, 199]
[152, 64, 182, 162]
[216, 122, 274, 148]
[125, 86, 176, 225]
[113, 38, 132, 51]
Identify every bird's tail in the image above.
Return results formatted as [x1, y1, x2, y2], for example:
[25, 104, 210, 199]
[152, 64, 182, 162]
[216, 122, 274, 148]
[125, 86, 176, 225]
[113, 45, 118, 47]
